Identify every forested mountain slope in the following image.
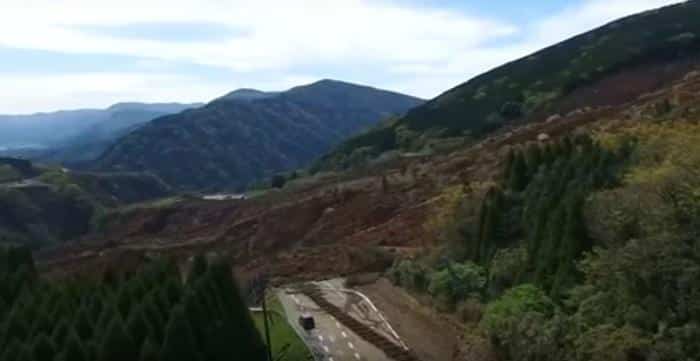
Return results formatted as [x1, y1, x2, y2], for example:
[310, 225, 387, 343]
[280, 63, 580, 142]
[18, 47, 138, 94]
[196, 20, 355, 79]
[38, 103, 201, 165]
[95, 80, 423, 190]
[0, 157, 171, 248]
[319, 0, 700, 170]
[42, 67, 700, 361]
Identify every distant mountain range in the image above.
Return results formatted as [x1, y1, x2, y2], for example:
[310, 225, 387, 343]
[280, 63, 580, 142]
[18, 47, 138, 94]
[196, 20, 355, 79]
[95, 79, 424, 190]
[0, 102, 201, 163]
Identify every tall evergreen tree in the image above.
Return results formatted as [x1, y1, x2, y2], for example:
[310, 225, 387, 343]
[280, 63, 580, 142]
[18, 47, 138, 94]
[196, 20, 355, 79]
[160, 306, 199, 361]
[525, 144, 542, 176]
[61, 330, 88, 361]
[32, 334, 54, 361]
[99, 317, 137, 361]
[188, 255, 208, 285]
[51, 318, 71, 347]
[142, 293, 166, 345]
[3, 311, 29, 346]
[0, 338, 22, 361]
[140, 338, 159, 361]
[74, 307, 93, 340]
[206, 260, 267, 360]
[127, 304, 153, 350]
[508, 151, 529, 191]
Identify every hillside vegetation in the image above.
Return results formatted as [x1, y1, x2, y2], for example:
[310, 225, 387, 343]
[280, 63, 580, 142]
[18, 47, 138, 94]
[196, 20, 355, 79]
[95, 79, 423, 191]
[0, 248, 266, 361]
[387, 71, 700, 361]
[0, 158, 171, 248]
[318, 0, 700, 170]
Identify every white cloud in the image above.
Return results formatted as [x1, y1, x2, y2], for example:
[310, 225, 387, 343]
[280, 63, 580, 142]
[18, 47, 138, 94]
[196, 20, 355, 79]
[0, 0, 688, 112]
[386, 0, 684, 97]
[0, 0, 517, 71]
[531, 0, 684, 44]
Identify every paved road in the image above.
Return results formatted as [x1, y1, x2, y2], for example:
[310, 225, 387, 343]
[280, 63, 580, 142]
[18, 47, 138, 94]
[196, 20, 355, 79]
[277, 288, 392, 361]
[0, 178, 48, 189]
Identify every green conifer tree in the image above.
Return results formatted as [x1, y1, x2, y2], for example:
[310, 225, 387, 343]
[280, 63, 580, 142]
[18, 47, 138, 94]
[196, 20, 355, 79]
[0, 338, 22, 361]
[99, 317, 137, 361]
[50, 318, 70, 348]
[525, 144, 542, 176]
[160, 306, 199, 361]
[126, 304, 154, 350]
[32, 334, 54, 361]
[140, 338, 159, 361]
[508, 151, 529, 191]
[74, 306, 93, 340]
[61, 330, 87, 361]
[188, 255, 208, 286]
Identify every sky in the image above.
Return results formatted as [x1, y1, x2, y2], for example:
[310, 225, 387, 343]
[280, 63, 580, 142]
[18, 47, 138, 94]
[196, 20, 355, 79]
[0, 0, 685, 114]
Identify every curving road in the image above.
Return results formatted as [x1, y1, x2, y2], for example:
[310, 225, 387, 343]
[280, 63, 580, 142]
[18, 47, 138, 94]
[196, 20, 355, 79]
[277, 287, 393, 361]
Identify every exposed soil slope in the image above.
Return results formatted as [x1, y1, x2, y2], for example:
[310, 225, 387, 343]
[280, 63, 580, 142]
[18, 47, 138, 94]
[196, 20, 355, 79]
[38, 64, 700, 288]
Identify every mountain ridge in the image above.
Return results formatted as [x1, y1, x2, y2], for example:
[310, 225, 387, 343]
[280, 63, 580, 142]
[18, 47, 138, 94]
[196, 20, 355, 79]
[0, 102, 202, 163]
[95, 79, 424, 190]
[318, 0, 700, 170]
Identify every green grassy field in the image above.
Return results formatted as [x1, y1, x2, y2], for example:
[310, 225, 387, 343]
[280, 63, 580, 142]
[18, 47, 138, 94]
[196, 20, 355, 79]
[0, 164, 21, 183]
[252, 295, 314, 361]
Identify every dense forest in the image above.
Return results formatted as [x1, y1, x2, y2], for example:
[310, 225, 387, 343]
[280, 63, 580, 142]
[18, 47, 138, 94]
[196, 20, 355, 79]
[389, 125, 700, 360]
[0, 247, 266, 361]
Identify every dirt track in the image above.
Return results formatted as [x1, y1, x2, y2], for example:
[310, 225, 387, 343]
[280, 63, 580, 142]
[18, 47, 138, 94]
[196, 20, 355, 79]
[357, 278, 464, 361]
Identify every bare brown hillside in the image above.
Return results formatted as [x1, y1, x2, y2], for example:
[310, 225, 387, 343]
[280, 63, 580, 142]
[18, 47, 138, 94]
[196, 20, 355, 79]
[38, 66, 700, 289]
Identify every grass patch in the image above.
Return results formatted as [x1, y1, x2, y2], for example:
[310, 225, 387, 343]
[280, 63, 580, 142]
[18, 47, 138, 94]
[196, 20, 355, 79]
[0, 165, 22, 183]
[252, 294, 313, 361]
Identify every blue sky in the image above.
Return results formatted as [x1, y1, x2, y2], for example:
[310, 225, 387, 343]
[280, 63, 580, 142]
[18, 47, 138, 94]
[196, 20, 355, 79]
[0, 0, 683, 114]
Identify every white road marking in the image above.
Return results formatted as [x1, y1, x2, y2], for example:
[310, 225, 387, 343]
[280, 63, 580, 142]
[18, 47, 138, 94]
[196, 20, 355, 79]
[329, 336, 336, 343]
[318, 335, 324, 342]
[354, 353, 361, 360]
[335, 321, 341, 328]
[348, 342, 355, 350]
[323, 345, 330, 353]
[329, 358, 334, 361]
[341, 331, 348, 338]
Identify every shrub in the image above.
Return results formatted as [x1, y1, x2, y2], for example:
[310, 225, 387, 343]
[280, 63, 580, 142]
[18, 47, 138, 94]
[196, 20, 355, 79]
[481, 285, 561, 361]
[487, 246, 528, 297]
[427, 261, 486, 308]
[387, 259, 428, 291]
[574, 325, 650, 361]
[269, 175, 286, 189]
[481, 284, 555, 339]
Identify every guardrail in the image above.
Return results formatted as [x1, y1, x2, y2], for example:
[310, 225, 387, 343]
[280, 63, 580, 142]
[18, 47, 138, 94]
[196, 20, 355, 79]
[300, 284, 420, 361]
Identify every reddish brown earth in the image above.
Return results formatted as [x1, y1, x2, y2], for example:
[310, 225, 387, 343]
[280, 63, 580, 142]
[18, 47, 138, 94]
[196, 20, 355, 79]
[357, 278, 468, 361]
[37, 65, 700, 288]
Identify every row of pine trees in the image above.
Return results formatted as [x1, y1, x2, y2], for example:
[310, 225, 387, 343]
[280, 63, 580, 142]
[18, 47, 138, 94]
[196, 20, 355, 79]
[0, 247, 267, 361]
[475, 134, 626, 298]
